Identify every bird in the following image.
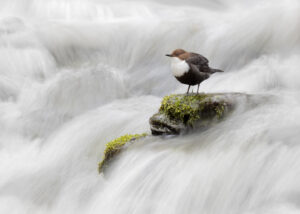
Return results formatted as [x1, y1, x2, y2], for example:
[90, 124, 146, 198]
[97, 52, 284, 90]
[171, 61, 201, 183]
[166, 49, 223, 94]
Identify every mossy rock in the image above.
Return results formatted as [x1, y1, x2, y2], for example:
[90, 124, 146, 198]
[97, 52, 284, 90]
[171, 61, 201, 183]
[150, 93, 234, 135]
[149, 112, 186, 135]
[98, 133, 147, 173]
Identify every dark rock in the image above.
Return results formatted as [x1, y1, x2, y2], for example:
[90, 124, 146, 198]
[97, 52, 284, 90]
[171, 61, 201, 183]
[149, 93, 239, 135]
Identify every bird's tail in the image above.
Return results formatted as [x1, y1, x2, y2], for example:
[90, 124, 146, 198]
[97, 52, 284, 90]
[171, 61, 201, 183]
[210, 68, 224, 73]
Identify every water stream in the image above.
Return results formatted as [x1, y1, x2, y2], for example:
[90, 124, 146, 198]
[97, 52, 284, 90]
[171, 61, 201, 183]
[0, 0, 300, 213]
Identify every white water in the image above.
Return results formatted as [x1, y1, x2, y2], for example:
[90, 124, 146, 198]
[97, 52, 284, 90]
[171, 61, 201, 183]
[0, 0, 300, 213]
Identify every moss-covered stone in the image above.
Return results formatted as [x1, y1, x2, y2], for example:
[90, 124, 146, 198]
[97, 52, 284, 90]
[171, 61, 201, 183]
[150, 93, 233, 135]
[98, 133, 147, 173]
[149, 112, 186, 135]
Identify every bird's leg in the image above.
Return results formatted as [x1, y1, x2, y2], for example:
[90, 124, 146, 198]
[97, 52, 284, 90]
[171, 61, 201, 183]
[197, 84, 200, 94]
[186, 85, 190, 94]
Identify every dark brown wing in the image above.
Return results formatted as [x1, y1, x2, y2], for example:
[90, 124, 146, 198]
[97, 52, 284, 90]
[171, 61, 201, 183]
[188, 64, 210, 81]
[186, 53, 211, 73]
[187, 53, 209, 65]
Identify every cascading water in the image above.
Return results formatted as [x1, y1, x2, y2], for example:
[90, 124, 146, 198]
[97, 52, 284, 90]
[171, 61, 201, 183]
[0, 0, 300, 213]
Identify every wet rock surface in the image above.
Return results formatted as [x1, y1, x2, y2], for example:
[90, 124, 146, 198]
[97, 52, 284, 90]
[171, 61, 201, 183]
[149, 93, 241, 135]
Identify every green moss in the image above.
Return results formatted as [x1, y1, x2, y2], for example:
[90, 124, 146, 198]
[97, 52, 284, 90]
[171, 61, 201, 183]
[159, 94, 227, 126]
[98, 133, 147, 173]
[215, 102, 226, 119]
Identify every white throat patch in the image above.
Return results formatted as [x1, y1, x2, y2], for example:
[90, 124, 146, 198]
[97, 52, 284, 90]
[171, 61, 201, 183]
[170, 57, 189, 77]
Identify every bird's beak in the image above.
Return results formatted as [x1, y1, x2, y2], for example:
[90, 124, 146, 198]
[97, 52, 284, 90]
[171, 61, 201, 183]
[165, 54, 172, 57]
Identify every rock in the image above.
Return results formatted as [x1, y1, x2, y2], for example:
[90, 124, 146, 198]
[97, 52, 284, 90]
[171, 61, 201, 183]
[98, 133, 147, 174]
[149, 112, 186, 135]
[149, 93, 237, 135]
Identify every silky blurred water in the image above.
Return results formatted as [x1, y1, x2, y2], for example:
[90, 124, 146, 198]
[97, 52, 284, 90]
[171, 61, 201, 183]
[0, 0, 300, 213]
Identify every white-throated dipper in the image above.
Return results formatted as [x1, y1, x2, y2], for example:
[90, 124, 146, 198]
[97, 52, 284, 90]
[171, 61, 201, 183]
[166, 49, 223, 94]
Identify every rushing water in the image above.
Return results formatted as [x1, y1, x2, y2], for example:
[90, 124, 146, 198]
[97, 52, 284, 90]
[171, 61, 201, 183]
[0, 0, 300, 213]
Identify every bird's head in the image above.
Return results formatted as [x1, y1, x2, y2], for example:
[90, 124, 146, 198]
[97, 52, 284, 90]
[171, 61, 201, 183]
[166, 49, 186, 58]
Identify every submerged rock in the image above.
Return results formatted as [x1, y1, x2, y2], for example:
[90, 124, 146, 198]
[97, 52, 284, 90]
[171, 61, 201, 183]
[98, 133, 147, 173]
[150, 93, 237, 135]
